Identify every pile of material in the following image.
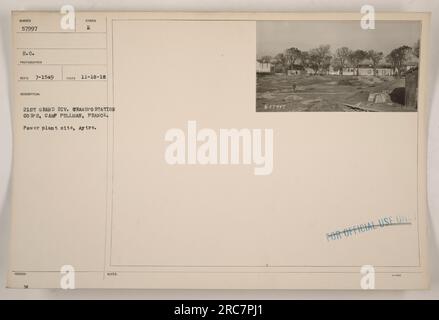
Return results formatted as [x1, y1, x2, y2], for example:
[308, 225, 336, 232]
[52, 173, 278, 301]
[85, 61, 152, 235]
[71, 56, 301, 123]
[368, 91, 391, 104]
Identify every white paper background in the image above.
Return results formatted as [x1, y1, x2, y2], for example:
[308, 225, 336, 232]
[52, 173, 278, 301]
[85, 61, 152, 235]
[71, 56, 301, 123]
[0, 0, 438, 299]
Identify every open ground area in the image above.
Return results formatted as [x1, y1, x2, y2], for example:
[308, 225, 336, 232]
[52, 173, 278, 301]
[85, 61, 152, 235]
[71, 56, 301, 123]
[256, 74, 416, 112]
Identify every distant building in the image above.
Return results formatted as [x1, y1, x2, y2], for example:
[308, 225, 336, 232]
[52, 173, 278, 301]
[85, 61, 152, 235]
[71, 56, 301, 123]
[300, 65, 397, 76]
[256, 61, 273, 73]
[374, 67, 395, 76]
[288, 64, 305, 75]
[405, 62, 418, 72]
[304, 67, 315, 75]
[358, 67, 394, 76]
[405, 54, 419, 72]
[341, 68, 356, 76]
[259, 58, 415, 77]
[328, 67, 355, 76]
[358, 67, 374, 76]
[328, 67, 339, 75]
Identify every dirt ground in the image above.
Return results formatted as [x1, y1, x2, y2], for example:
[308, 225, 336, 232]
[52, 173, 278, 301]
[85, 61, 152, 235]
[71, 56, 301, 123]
[256, 74, 416, 112]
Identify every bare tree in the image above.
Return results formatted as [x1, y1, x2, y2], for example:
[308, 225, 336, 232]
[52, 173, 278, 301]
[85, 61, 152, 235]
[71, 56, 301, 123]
[308, 53, 320, 75]
[321, 55, 332, 75]
[274, 53, 289, 77]
[348, 50, 368, 76]
[367, 50, 384, 76]
[260, 55, 272, 63]
[299, 51, 310, 69]
[309, 45, 332, 75]
[284, 47, 302, 73]
[334, 47, 351, 75]
[386, 45, 412, 76]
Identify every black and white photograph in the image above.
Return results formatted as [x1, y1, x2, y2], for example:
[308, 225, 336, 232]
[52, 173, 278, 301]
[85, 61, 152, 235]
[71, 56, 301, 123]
[256, 21, 421, 112]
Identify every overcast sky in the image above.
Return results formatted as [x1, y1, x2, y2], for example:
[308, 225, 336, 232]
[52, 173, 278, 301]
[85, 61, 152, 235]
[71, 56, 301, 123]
[257, 20, 421, 58]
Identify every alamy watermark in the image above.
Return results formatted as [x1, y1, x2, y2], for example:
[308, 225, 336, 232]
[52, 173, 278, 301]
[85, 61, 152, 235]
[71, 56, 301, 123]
[361, 5, 376, 30]
[165, 121, 274, 175]
[360, 265, 375, 289]
[60, 5, 75, 30]
[60, 264, 75, 289]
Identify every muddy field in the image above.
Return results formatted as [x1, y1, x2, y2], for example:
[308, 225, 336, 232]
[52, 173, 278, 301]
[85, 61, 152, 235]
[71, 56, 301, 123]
[256, 74, 415, 112]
